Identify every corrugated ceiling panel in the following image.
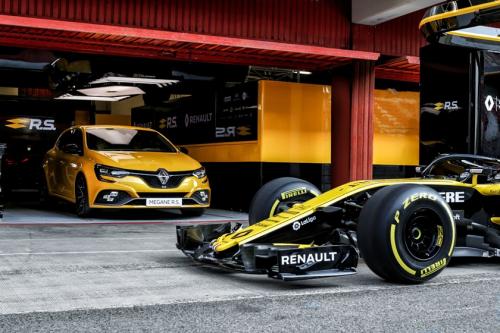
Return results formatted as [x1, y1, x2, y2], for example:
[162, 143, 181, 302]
[373, 10, 427, 57]
[0, 0, 351, 49]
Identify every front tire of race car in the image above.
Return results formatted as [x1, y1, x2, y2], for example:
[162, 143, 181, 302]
[249, 177, 320, 225]
[358, 184, 455, 284]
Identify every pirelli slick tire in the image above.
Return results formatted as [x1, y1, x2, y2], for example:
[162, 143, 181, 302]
[249, 177, 320, 226]
[358, 184, 455, 284]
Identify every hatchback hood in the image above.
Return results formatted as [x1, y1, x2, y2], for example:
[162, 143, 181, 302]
[89, 151, 202, 172]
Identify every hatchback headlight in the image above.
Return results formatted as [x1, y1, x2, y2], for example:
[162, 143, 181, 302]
[95, 164, 130, 181]
[192, 167, 206, 179]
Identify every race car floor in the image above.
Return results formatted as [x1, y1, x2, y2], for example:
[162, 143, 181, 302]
[0, 223, 498, 332]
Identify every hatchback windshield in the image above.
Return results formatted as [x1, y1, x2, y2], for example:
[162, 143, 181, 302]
[86, 128, 177, 152]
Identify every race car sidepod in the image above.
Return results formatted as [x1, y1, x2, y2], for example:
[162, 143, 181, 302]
[176, 224, 358, 281]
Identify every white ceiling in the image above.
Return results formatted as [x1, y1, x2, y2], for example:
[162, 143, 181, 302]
[352, 0, 444, 25]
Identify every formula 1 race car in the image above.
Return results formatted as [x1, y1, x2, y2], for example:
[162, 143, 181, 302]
[177, 154, 500, 283]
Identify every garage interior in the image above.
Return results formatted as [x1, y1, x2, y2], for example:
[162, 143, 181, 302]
[0, 48, 342, 215]
[0, 0, 428, 222]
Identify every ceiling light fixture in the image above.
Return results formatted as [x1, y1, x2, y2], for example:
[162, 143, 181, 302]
[77, 86, 145, 97]
[89, 76, 179, 87]
[55, 94, 131, 102]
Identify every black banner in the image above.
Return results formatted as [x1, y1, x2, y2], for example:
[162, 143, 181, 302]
[215, 81, 258, 142]
[481, 51, 500, 158]
[132, 81, 258, 145]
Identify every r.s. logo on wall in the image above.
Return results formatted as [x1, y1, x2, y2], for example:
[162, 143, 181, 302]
[5, 118, 56, 131]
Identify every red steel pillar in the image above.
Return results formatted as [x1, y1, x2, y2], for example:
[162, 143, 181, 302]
[331, 61, 375, 187]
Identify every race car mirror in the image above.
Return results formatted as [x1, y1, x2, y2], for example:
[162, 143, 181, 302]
[458, 172, 471, 182]
[469, 168, 484, 175]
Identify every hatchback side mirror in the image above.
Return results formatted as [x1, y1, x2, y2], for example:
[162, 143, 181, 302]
[62, 143, 82, 155]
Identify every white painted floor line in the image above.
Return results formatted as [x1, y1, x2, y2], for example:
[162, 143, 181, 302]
[0, 249, 178, 256]
[0, 219, 247, 224]
[0, 237, 171, 242]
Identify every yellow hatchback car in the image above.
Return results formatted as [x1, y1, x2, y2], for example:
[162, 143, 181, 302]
[41, 125, 210, 217]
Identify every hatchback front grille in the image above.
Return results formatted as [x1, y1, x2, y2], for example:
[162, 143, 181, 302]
[138, 174, 188, 189]
[125, 170, 192, 189]
[136, 192, 188, 198]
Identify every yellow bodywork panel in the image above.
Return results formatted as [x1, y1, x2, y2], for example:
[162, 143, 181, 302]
[419, 1, 500, 29]
[213, 178, 479, 252]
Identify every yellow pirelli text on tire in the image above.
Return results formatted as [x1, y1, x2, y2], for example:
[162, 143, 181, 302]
[403, 192, 438, 209]
[269, 200, 280, 217]
[394, 210, 400, 223]
[420, 258, 447, 278]
[436, 225, 444, 247]
[280, 188, 308, 200]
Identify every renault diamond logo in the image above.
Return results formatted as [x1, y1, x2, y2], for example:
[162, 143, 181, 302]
[236, 126, 252, 136]
[434, 102, 444, 111]
[485, 95, 495, 112]
[5, 118, 56, 131]
[5, 118, 30, 129]
[157, 169, 170, 185]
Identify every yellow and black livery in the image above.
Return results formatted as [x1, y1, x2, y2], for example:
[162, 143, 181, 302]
[420, 0, 500, 49]
[178, 154, 500, 283]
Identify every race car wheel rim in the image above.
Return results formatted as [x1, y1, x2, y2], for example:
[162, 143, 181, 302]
[272, 193, 317, 215]
[403, 208, 442, 261]
[274, 201, 299, 214]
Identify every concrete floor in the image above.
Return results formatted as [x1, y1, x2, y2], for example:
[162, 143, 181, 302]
[1, 201, 248, 225]
[0, 223, 498, 332]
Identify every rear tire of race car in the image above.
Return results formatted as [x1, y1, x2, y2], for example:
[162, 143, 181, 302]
[357, 184, 455, 284]
[248, 177, 320, 225]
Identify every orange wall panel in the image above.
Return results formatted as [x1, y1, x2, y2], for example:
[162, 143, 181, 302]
[95, 114, 131, 126]
[180, 141, 260, 163]
[259, 80, 331, 163]
[373, 89, 420, 166]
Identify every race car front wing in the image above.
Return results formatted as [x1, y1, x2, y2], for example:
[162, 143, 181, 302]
[176, 223, 358, 281]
